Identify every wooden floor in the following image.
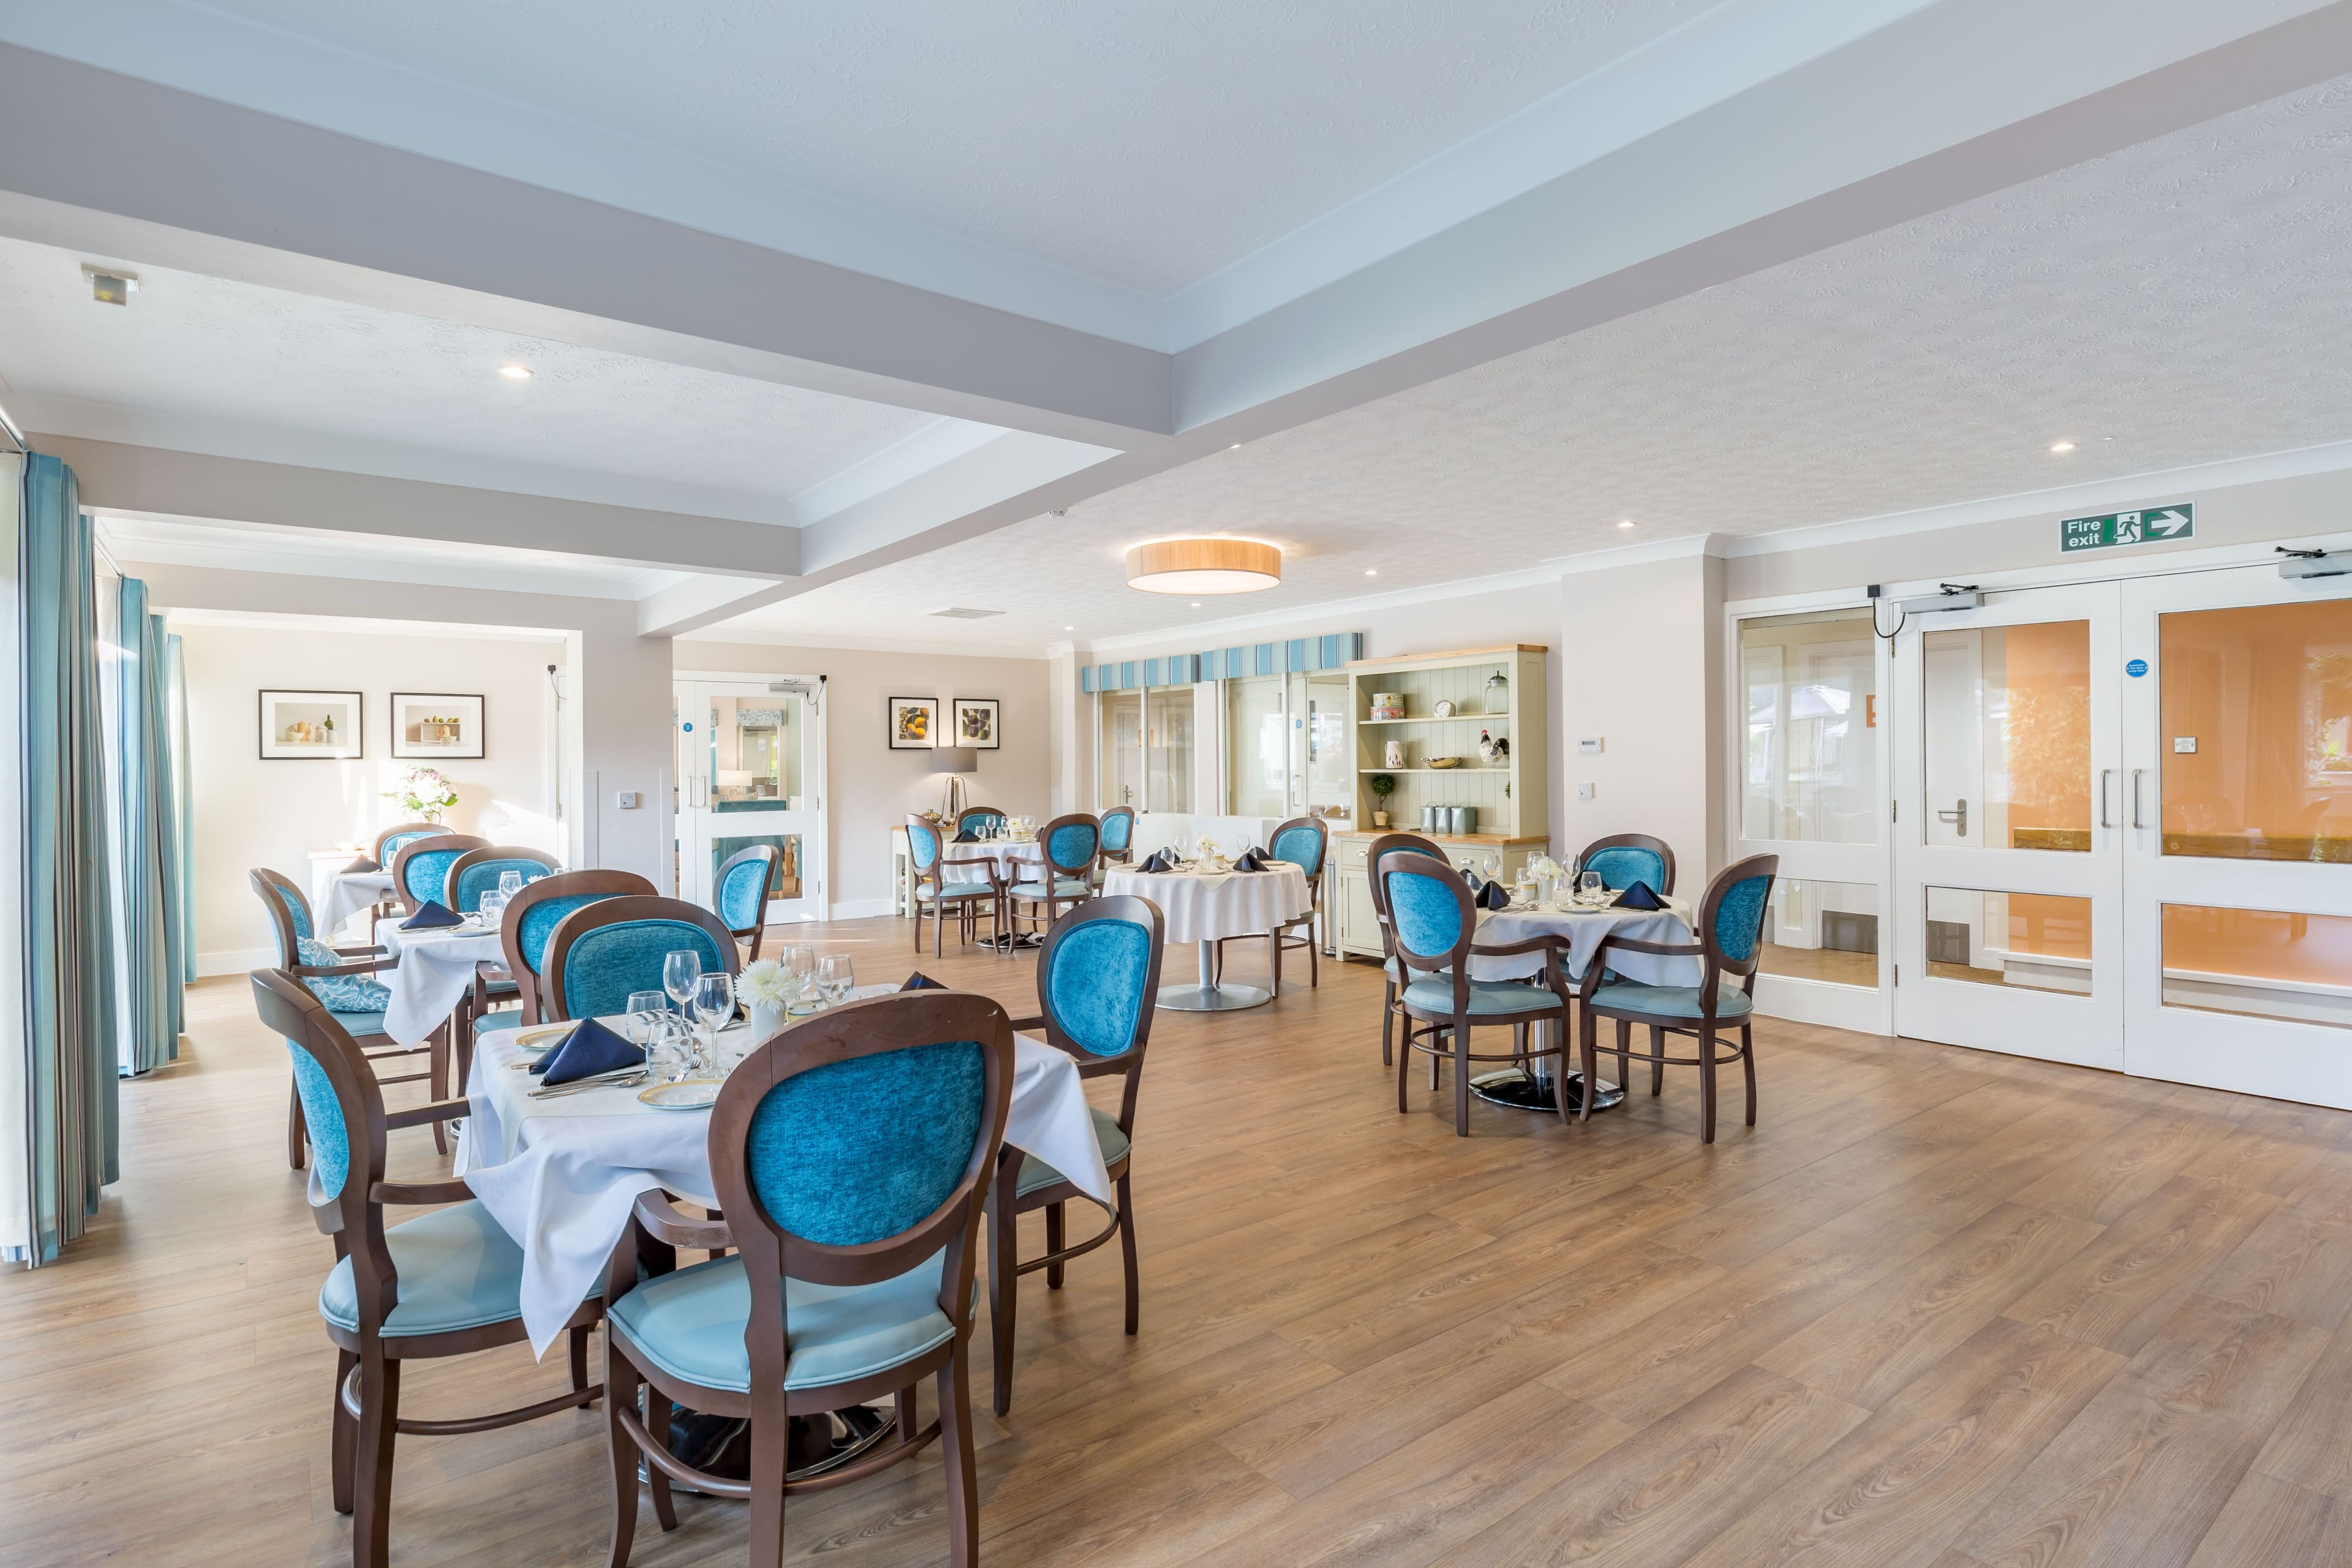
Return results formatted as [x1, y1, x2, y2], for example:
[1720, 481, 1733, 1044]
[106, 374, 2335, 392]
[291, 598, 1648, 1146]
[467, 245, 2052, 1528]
[9, 915, 2352, 1567]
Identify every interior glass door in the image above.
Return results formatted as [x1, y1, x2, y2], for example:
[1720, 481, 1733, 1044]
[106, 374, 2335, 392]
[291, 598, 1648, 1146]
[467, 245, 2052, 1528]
[2120, 570, 2352, 1105]
[1891, 583, 2124, 1068]
[675, 679, 823, 925]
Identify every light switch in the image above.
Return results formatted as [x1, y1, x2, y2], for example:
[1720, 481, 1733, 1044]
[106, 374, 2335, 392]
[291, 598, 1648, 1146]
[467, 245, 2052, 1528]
[1577, 737, 1604, 755]
[615, 791, 642, 809]
[1577, 782, 1596, 801]
[2173, 736, 2198, 754]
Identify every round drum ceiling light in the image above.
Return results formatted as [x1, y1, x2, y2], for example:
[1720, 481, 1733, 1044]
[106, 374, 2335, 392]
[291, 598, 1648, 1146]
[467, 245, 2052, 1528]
[1124, 537, 1281, 595]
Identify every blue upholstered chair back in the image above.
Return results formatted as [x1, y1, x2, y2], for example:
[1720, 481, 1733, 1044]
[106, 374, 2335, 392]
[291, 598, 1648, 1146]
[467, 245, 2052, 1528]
[251, 870, 314, 962]
[1708, 865, 1776, 967]
[958, 809, 1005, 836]
[400, 846, 466, 908]
[906, 817, 943, 873]
[518, 893, 605, 972]
[450, 856, 550, 914]
[1270, 820, 1327, 878]
[379, 829, 439, 861]
[251, 970, 372, 1204]
[1044, 818, 1100, 875]
[556, 917, 730, 1020]
[1366, 836, 1448, 924]
[1583, 846, 1664, 894]
[1040, 906, 1157, 1058]
[717, 851, 775, 931]
[1099, 808, 1134, 853]
[286, 1038, 352, 1200]
[1382, 861, 1470, 964]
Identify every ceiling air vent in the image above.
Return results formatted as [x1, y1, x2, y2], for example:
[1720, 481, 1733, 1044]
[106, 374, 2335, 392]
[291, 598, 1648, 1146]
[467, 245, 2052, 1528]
[928, 607, 1004, 619]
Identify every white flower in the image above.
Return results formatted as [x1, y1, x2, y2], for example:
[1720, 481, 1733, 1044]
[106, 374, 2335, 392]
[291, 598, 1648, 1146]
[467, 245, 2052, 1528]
[737, 958, 797, 1008]
[1529, 856, 1560, 879]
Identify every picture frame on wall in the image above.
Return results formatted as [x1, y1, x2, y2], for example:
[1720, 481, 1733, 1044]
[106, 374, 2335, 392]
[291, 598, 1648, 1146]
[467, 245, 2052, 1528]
[887, 696, 939, 750]
[952, 698, 1001, 750]
[390, 692, 486, 760]
[258, 690, 364, 760]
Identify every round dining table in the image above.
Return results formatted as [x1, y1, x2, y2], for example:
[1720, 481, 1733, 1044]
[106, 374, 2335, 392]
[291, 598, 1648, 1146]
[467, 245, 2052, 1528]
[1101, 861, 1311, 1011]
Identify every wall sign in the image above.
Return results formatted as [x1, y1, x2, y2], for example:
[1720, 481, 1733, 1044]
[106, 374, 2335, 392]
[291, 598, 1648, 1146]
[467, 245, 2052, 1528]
[2060, 503, 2193, 552]
[2126, 658, 2149, 677]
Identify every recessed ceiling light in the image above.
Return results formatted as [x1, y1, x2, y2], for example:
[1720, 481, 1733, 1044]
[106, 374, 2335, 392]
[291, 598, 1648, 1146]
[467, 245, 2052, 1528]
[2049, 440, 2075, 453]
[1063, 625, 1074, 631]
[1229, 443, 1243, 450]
[499, 364, 533, 380]
[1190, 602, 1202, 608]
[1365, 569, 1379, 576]
[1618, 519, 1635, 529]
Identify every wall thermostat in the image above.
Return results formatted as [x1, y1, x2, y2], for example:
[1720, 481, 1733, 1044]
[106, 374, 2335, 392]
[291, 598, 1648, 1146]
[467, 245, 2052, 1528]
[1577, 737, 1603, 755]
[615, 791, 642, 809]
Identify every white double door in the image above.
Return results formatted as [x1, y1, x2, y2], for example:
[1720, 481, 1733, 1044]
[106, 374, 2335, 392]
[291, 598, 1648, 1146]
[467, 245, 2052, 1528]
[1891, 569, 2352, 1106]
[674, 677, 825, 924]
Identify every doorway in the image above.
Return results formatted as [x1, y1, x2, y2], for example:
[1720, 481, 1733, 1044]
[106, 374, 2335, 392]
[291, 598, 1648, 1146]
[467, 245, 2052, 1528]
[674, 676, 826, 925]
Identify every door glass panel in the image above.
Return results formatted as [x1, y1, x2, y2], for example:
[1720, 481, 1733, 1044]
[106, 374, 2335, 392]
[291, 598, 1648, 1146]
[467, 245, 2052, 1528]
[2158, 601, 2352, 864]
[1740, 608, 1878, 843]
[2160, 904, 2352, 1030]
[1100, 693, 1142, 812]
[712, 833, 802, 902]
[1147, 688, 1193, 812]
[708, 695, 799, 810]
[1304, 674, 1352, 823]
[1226, 676, 1286, 817]
[1758, 878, 1880, 989]
[1923, 888, 2091, 992]
[1922, 622, 2092, 851]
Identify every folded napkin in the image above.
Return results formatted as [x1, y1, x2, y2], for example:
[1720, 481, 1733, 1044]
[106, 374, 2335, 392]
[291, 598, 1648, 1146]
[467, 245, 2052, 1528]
[1137, 848, 1178, 873]
[1232, 846, 1272, 872]
[341, 856, 380, 875]
[399, 899, 462, 930]
[900, 971, 946, 990]
[1611, 880, 1666, 911]
[532, 1016, 644, 1084]
[953, 829, 978, 843]
[1476, 878, 1512, 910]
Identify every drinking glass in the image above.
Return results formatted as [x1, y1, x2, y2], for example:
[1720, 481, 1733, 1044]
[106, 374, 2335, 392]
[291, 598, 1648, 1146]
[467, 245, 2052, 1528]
[693, 972, 736, 1072]
[662, 949, 703, 1017]
[782, 945, 820, 1013]
[477, 891, 508, 926]
[626, 990, 680, 1080]
[817, 954, 854, 1007]
[1578, 870, 1605, 905]
[1515, 865, 1537, 905]
[1482, 852, 1504, 887]
[498, 869, 525, 900]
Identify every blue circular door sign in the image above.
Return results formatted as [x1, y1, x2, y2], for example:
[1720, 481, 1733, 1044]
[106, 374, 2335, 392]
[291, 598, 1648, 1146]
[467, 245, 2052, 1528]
[682, 722, 695, 731]
[2125, 658, 2148, 677]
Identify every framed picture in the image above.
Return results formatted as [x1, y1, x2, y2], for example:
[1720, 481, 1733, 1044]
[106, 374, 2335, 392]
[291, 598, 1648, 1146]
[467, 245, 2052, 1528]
[887, 696, 939, 750]
[259, 690, 363, 760]
[952, 698, 1001, 750]
[390, 693, 486, 760]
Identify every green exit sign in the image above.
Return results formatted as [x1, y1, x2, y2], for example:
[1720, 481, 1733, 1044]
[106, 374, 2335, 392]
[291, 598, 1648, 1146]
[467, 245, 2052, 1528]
[2060, 503, 2194, 552]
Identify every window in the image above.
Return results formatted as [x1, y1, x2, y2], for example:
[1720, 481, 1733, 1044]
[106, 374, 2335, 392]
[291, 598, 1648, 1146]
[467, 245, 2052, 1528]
[1740, 609, 1879, 844]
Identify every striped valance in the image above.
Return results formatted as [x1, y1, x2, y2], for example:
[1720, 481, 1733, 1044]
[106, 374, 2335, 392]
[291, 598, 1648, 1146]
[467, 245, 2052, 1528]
[1080, 632, 1361, 692]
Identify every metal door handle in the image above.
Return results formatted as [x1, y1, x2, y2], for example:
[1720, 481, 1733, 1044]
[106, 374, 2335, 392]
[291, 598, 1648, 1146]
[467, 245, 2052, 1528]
[2099, 769, 2116, 829]
[1935, 798, 1969, 837]
[2132, 769, 2149, 829]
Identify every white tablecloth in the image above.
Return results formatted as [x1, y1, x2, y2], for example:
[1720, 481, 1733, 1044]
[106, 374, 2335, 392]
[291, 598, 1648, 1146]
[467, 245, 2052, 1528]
[375, 916, 504, 1046]
[458, 986, 1115, 1355]
[309, 854, 395, 940]
[1466, 899, 1705, 986]
[1101, 863, 1310, 944]
[940, 839, 1048, 885]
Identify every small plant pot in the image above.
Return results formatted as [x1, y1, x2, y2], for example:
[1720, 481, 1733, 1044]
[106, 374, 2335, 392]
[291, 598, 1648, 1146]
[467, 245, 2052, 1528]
[1373, 811, 1390, 828]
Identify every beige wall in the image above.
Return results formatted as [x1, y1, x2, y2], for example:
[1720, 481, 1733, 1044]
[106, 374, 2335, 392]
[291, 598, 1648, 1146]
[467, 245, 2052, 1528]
[677, 641, 1051, 914]
[175, 619, 566, 969]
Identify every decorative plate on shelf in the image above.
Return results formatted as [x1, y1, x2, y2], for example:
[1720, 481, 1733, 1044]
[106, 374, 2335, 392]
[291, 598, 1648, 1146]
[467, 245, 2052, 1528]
[1428, 756, 1464, 769]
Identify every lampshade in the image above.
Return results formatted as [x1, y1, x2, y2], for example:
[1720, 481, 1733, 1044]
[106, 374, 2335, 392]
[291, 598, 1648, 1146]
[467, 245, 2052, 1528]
[930, 747, 979, 775]
[1125, 537, 1281, 594]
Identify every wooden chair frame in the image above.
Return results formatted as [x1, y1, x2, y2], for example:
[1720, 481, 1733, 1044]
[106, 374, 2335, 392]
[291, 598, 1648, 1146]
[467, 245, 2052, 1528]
[1578, 853, 1777, 1144]
[1574, 832, 1678, 896]
[365, 823, 446, 919]
[1365, 833, 1449, 1068]
[987, 895, 1166, 1415]
[1095, 805, 1136, 873]
[954, 805, 1008, 835]
[541, 896, 742, 1022]
[494, 870, 658, 1028]
[434, 846, 561, 1087]
[251, 970, 600, 1568]
[250, 868, 449, 1166]
[1212, 815, 1326, 998]
[388, 833, 489, 914]
[1382, 852, 1576, 1136]
[905, 814, 1006, 959]
[714, 842, 786, 961]
[601, 991, 1016, 1568]
[1006, 813, 1099, 942]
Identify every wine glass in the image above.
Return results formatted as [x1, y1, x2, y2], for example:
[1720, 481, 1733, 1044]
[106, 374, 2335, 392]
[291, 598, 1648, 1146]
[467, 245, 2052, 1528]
[1578, 870, 1605, 905]
[817, 954, 854, 1007]
[477, 890, 508, 927]
[1515, 864, 1537, 906]
[693, 973, 736, 1072]
[498, 869, 525, 900]
[662, 949, 703, 1020]
[782, 945, 819, 1013]
[626, 990, 679, 1080]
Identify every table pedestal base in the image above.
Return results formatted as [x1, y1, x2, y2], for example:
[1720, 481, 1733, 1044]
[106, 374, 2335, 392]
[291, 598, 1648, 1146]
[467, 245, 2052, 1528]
[1157, 940, 1273, 1012]
[650, 1404, 894, 1493]
[1469, 1068, 1625, 1114]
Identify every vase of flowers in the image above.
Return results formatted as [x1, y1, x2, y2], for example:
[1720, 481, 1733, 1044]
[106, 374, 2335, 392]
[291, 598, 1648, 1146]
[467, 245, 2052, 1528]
[383, 766, 458, 824]
[737, 958, 797, 1040]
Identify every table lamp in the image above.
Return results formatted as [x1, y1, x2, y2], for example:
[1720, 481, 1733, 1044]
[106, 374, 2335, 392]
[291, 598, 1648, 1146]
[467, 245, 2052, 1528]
[932, 747, 979, 819]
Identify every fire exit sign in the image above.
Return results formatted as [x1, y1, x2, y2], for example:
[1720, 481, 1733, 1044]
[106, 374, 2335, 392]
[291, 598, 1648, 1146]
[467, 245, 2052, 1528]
[2060, 503, 2194, 552]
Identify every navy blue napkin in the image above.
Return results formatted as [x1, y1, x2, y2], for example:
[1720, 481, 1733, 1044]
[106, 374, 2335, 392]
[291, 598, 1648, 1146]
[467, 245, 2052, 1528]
[1611, 880, 1665, 911]
[1233, 846, 1272, 872]
[900, 971, 946, 990]
[342, 855, 380, 875]
[532, 1016, 644, 1084]
[953, 829, 978, 843]
[400, 899, 462, 930]
[1138, 848, 1177, 873]
[1476, 878, 1512, 910]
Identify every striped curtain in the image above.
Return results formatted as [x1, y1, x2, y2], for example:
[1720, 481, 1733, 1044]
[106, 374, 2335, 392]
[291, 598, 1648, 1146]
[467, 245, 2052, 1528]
[14, 453, 119, 1262]
[116, 576, 186, 1073]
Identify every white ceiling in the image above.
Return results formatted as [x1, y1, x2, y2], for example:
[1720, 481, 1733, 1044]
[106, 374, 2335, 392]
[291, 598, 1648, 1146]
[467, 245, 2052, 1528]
[708, 70, 2352, 650]
[0, 234, 970, 524]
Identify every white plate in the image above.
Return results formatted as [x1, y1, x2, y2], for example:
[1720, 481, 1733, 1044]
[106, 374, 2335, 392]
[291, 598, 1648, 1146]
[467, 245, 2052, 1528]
[638, 1080, 722, 1111]
[510, 1023, 574, 1052]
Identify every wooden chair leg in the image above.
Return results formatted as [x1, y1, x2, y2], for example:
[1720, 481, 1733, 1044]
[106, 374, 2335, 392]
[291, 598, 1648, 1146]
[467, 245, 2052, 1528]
[1578, 1010, 1599, 1124]
[1698, 1025, 1718, 1144]
[1396, 1020, 1414, 1112]
[1045, 1203, 1066, 1289]
[745, 1403, 789, 1568]
[643, 1390, 677, 1531]
[1453, 1015, 1473, 1136]
[1117, 1173, 1140, 1336]
[897, 1384, 920, 1444]
[938, 1348, 980, 1568]
[1381, 981, 1396, 1066]
[989, 1166, 1018, 1416]
[352, 1352, 400, 1568]
[429, 1025, 451, 1156]
[1267, 930, 1281, 998]
[1649, 1025, 1667, 1097]
[605, 1343, 641, 1568]
[912, 902, 923, 952]
[570, 1323, 593, 1397]
[1742, 1023, 1758, 1127]
[330, 1348, 358, 1515]
[1430, 1028, 1442, 1092]
[1308, 923, 1319, 987]
[1612, 1019, 1632, 1101]
[289, 1079, 308, 1170]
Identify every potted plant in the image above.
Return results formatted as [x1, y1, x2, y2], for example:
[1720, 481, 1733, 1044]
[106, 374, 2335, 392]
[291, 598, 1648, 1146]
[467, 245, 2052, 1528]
[1368, 772, 1396, 828]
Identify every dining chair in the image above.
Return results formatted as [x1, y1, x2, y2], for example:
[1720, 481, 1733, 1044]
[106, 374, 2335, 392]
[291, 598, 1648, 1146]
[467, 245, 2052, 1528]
[1574, 832, 1677, 897]
[904, 814, 1005, 958]
[483, 870, 660, 1030]
[1211, 815, 1325, 998]
[390, 833, 488, 914]
[541, 895, 741, 1022]
[955, 805, 1007, 837]
[368, 823, 447, 918]
[600, 990, 1016, 1568]
[1381, 852, 1575, 1136]
[443, 845, 560, 915]
[1096, 805, 1136, 870]
[1366, 833, 1450, 1066]
[1007, 813, 1099, 943]
[989, 895, 1164, 1415]
[1578, 853, 1777, 1144]
[714, 843, 785, 961]
[250, 968, 602, 1568]
[251, 868, 447, 1167]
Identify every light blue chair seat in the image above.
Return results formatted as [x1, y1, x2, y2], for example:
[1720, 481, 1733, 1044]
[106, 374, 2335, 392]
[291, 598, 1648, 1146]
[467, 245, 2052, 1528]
[608, 1248, 963, 1395]
[1400, 978, 1561, 1016]
[474, 1009, 526, 1039]
[1015, 1106, 1129, 1198]
[318, 1199, 595, 1335]
[1008, 878, 1093, 900]
[328, 1008, 388, 1038]
[1588, 981, 1754, 1019]
[916, 883, 996, 902]
[1384, 956, 1457, 982]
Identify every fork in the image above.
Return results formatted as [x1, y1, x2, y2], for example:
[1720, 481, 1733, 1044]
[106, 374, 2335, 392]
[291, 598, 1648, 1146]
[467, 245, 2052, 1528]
[528, 1070, 648, 1099]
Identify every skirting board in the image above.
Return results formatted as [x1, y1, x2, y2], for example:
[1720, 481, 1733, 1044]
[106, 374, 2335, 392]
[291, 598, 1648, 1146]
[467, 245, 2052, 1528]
[197, 946, 278, 978]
